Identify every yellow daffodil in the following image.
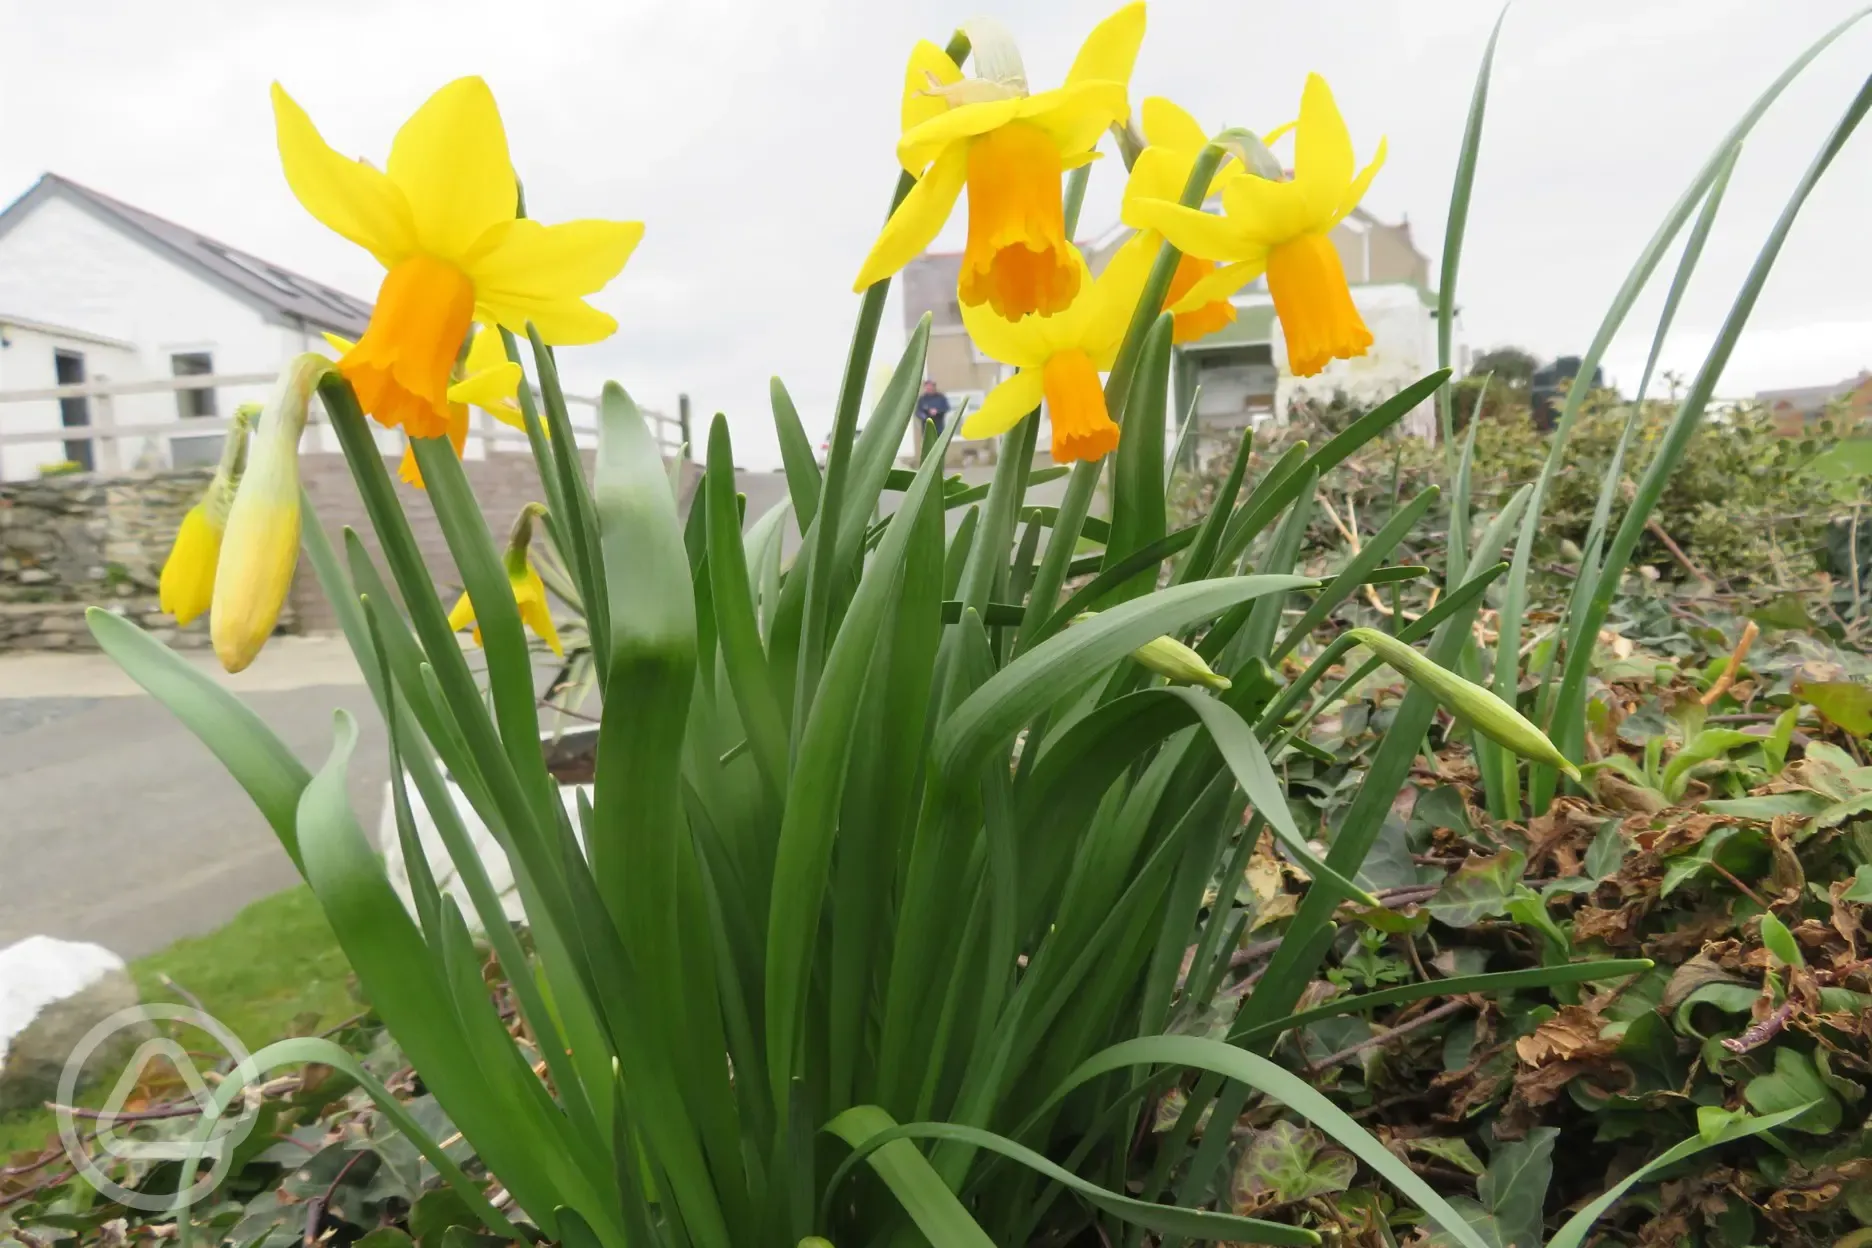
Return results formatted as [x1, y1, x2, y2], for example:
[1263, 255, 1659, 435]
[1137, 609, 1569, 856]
[323, 326, 524, 488]
[1119, 98, 1266, 344]
[447, 502, 562, 656]
[272, 76, 641, 440]
[212, 355, 333, 673]
[959, 233, 1154, 463]
[159, 406, 256, 626]
[1126, 74, 1386, 376]
[853, 5, 1145, 321]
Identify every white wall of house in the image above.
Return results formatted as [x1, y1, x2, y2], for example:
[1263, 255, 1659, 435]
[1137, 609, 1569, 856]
[0, 196, 342, 479]
[1273, 283, 1447, 440]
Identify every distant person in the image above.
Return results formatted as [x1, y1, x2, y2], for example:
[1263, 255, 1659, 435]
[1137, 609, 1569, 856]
[916, 380, 951, 458]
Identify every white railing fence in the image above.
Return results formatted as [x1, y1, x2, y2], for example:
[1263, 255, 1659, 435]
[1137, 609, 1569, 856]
[0, 371, 689, 481]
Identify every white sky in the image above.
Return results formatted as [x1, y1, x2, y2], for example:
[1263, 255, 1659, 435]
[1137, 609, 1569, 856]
[4, 0, 1871, 468]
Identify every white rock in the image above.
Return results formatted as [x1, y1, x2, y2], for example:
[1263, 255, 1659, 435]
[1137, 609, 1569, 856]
[0, 937, 124, 1067]
[380, 776, 592, 935]
[0, 936, 143, 1111]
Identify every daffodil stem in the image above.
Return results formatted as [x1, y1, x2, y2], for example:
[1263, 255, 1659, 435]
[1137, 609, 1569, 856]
[794, 33, 971, 739]
[1014, 144, 1227, 657]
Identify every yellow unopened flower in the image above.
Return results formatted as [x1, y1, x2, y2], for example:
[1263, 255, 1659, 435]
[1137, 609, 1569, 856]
[853, 5, 1144, 320]
[1120, 99, 1265, 345]
[272, 77, 641, 439]
[1127, 74, 1387, 376]
[159, 407, 255, 627]
[212, 355, 332, 673]
[447, 502, 563, 656]
[959, 234, 1153, 463]
[323, 326, 524, 489]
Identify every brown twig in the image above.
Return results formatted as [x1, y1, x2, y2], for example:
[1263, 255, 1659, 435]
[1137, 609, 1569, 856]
[1708, 862, 1772, 910]
[1311, 1000, 1468, 1069]
[1700, 619, 1760, 706]
[1721, 1001, 1795, 1055]
[1646, 516, 1712, 583]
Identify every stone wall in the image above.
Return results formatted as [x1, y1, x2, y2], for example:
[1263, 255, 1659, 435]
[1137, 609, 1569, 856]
[0, 450, 703, 652]
[0, 468, 241, 651]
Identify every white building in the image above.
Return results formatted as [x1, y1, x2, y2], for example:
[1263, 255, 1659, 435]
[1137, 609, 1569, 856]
[0, 173, 372, 481]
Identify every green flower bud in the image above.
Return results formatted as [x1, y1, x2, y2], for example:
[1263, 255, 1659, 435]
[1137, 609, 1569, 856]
[1346, 627, 1579, 780]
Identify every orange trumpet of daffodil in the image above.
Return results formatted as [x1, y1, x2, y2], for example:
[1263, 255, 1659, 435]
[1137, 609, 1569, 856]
[1126, 74, 1386, 376]
[1120, 98, 1264, 344]
[272, 76, 641, 439]
[958, 233, 1154, 463]
[324, 326, 524, 489]
[853, 5, 1144, 321]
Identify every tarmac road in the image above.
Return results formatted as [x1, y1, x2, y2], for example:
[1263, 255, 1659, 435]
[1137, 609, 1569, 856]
[0, 637, 386, 958]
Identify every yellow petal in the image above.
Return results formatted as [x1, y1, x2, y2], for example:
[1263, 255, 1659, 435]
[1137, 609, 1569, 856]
[1262, 119, 1298, 147]
[470, 218, 644, 301]
[898, 96, 1026, 173]
[961, 367, 1046, 439]
[1293, 73, 1354, 222]
[321, 332, 355, 356]
[1065, 3, 1146, 92]
[1122, 145, 1194, 214]
[1142, 97, 1207, 152]
[271, 83, 414, 267]
[1219, 174, 1322, 246]
[522, 596, 564, 655]
[854, 143, 968, 292]
[448, 360, 523, 410]
[1128, 197, 1258, 263]
[1333, 136, 1388, 226]
[1017, 81, 1130, 158]
[386, 77, 518, 260]
[475, 292, 618, 346]
[1170, 257, 1266, 311]
[901, 40, 965, 146]
[447, 590, 477, 634]
[1084, 231, 1156, 363]
[463, 325, 510, 376]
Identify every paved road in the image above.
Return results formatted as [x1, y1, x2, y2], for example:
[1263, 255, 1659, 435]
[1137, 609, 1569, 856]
[0, 639, 386, 958]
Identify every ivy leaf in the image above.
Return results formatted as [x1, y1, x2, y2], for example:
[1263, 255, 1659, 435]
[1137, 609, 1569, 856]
[1584, 821, 1627, 880]
[1429, 849, 1527, 928]
[1742, 1049, 1842, 1134]
[1795, 680, 1872, 737]
[1477, 1127, 1556, 1248]
[1231, 1119, 1358, 1211]
[1406, 1136, 1488, 1176]
[1842, 864, 1872, 904]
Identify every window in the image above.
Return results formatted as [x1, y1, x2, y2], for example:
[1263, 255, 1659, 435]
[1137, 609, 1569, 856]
[171, 352, 216, 419]
[54, 349, 93, 472]
[171, 352, 224, 467]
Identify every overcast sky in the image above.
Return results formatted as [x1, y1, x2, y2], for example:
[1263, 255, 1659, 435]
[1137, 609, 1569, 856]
[4, 0, 1870, 468]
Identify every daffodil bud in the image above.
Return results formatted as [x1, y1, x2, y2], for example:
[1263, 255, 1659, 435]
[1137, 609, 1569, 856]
[158, 405, 257, 627]
[1345, 627, 1581, 780]
[211, 354, 332, 673]
[1134, 634, 1232, 691]
[1072, 613, 1232, 691]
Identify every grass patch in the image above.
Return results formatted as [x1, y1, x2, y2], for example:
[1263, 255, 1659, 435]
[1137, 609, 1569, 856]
[0, 886, 353, 1159]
